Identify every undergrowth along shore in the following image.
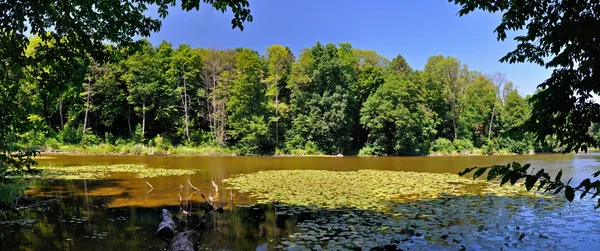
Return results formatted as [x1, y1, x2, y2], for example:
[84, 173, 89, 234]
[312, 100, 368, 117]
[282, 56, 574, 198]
[36, 142, 548, 157]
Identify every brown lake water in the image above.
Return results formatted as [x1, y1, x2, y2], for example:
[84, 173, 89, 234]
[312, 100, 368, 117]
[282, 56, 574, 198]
[1, 154, 599, 250]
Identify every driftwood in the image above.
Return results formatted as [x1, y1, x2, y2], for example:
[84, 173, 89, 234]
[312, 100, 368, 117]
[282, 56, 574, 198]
[156, 209, 176, 241]
[169, 230, 198, 251]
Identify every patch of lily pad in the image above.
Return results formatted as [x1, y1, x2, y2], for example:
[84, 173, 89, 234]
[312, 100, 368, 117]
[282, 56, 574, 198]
[223, 170, 600, 250]
[23, 164, 195, 180]
[223, 170, 552, 211]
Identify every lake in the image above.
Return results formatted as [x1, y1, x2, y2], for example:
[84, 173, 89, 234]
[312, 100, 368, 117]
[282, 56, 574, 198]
[1, 153, 599, 250]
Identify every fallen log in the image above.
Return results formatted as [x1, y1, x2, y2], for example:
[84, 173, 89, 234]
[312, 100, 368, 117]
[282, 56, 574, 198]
[156, 208, 176, 241]
[169, 230, 198, 251]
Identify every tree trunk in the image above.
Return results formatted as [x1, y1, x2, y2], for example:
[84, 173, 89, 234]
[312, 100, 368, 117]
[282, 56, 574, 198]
[212, 74, 218, 143]
[169, 231, 197, 251]
[452, 102, 457, 140]
[142, 101, 146, 138]
[59, 92, 64, 129]
[275, 70, 279, 145]
[155, 209, 175, 241]
[488, 106, 495, 140]
[127, 106, 133, 137]
[182, 67, 190, 142]
[83, 82, 91, 134]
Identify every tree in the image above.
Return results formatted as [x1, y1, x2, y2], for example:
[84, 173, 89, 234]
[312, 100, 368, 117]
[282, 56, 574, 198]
[424, 56, 470, 140]
[486, 72, 507, 140]
[122, 41, 162, 139]
[167, 44, 202, 143]
[264, 45, 294, 146]
[0, 0, 253, 204]
[451, 0, 600, 207]
[353, 49, 390, 68]
[286, 43, 356, 154]
[500, 90, 529, 133]
[199, 48, 237, 144]
[360, 74, 437, 155]
[227, 48, 271, 154]
[389, 54, 412, 74]
[82, 58, 109, 134]
[461, 74, 496, 146]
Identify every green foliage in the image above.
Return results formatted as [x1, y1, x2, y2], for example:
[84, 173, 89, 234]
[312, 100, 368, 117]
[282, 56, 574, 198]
[150, 134, 172, 151]
[286, 43, 356, 155]
[358, 144, 377, 156]
[227, 48, 272, 154]
[58, 122, 83, 145]
[0, 179, 26, 205]
[460, 162, 600, 209]
[453, 139, 474, 154]
[360, 75, 437, 155]
[452, 0, 600, 154]
[431, 138, 455, 154]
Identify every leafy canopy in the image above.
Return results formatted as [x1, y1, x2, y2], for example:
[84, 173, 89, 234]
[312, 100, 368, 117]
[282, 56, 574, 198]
[450, 0, 600, 207]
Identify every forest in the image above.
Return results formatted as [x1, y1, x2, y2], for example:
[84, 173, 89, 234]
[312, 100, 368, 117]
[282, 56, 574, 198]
[14, 36, 562, 156]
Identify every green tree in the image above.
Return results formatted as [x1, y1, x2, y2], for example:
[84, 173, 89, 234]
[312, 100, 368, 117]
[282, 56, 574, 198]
[424, 55, 470, 140]
[461, 74, 496, 146]
[286, 43, 356, 154]
[389, 54, 412, 74]
[264, 45, 295, 146]
[227, 48, 271, 154]
[121, 40, 162, 139]
[360, 75, 437, 155]
[351, 50, 389, 151]
[451, 0, 600, 207]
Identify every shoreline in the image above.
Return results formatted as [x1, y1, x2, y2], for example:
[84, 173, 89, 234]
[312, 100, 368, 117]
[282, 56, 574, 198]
[36, 147, 556, 158]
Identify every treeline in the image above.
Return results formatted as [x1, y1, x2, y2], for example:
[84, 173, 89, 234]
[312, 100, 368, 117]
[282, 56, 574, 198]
[16, 36, 561, 155]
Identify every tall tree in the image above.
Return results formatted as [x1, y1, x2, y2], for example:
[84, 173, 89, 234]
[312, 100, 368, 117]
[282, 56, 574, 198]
[82, 58, 109, 134]
[461, 74, 496, 145]
[451, 0, 600, 205]
[286, 43, 356, 154]
[486, 72, 507, 140]
[199, 48, 236, 144]
[264, 45, 294, 146]
[122, 41, 161, 138]
[227, 48, 270, 154]
[389, 54, 412, 74]
[360, 74, 437, 155]
[424, 56, 470, 140]
[168, 44, 202, 142]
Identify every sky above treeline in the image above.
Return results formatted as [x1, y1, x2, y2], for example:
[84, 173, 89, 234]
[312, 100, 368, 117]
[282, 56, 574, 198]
[147, 0, 550, 96]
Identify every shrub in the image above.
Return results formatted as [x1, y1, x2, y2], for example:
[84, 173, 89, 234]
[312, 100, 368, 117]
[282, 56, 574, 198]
[114, 138, 128, 146]
[127, 144, 145, 155]
[431, 138, 454, 154]
[133, 124, 144, 143]
[152, 135, 172, 150]
[104, 132, 115, 144]
[453, 139, 474, 154]
[45, 138, 60, 150]
[358, 144, 377, 156]
[0, 179, 26, 205]
[81, 133, 101, 145]
[58, 122, 82, 144]
[505, 138, 529, 154]
[304, 141, 321, 155]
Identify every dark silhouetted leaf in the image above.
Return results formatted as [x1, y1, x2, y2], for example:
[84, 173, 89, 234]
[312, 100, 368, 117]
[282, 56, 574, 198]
[555, 170, 562, 182]
[473, 168, 488, 180]
[565, 186, 574, 202]
[525, 175, 537, 191]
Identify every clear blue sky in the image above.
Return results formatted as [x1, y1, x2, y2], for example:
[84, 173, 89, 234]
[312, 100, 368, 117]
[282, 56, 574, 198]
[148, 0, 550, 96]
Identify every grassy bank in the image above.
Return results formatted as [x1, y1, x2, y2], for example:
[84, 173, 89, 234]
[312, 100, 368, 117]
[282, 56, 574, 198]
[43, 143, 236, 156]
[39, 143, 540, 157]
